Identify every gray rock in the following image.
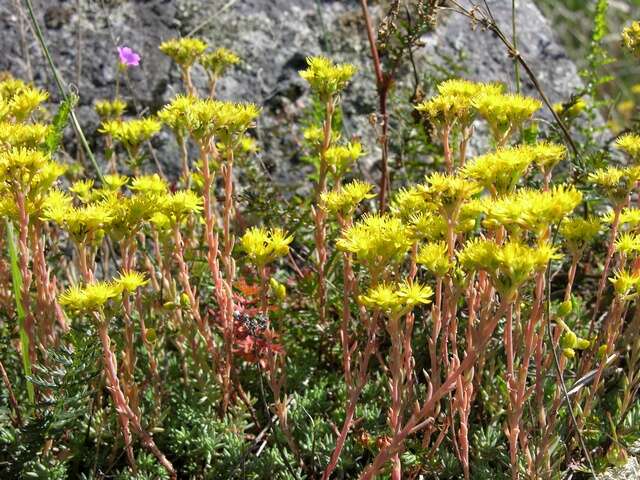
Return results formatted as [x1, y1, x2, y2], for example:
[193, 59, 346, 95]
[601, 457, 640, 480]
[0, 0, 583, 186]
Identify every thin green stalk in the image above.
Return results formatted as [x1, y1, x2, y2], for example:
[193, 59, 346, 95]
[512, 0, 521, 94]
[545, 223, 596, 479]
[5, 220, 34, 404]
[22, 0, 104, 182]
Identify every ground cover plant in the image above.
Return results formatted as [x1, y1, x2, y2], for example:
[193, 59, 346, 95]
[1, 0, 640, 478]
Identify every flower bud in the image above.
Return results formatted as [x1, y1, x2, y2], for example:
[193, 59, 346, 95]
[560, 331, 578, 349]
[146, 328, 157, 343]
[557, 300, 573, 317]
[269, 278, 287, 301]
[575, 337, 591, 350]
[180, 292, 191, 308]
[562, 348, 575, 359]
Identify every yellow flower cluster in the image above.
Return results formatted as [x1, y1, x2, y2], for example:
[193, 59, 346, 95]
[459, 239, 558, 296]
[610, 269, 640, 298]
[616, 133, 640, 162]
[299, 56, 357, 99]
[622, 21, 640, 57]
[588, 166, 640, 204]
[421, 172, 482, 214]
[415, 80, 502, 127]
[0, 123, 51, 150]
[240, 227, 294, 267]
[159, 37, 208, 67]
[359, 281, 433, 316]
[417, 241, 452, 276]
[159, 96, 260, 144]
[100, 118, 162, 149]
[95, 99, 127, 120]
[322, 180, 375, 216]
[0, 78, 48, 122]
[59, 271, 147, 312]
[615, 232, 640, 255]
[390, 186, 430, 220]
[473, 92, 541, 142]
[200, 47, 240, 78]
[325, 141, 363, 179]
[483, 185, 582, 236]
[553, 98, 587, 119]
[337, 214, 413, 269]
[462, 146, 534, 193]
[560, 217, 600, 254]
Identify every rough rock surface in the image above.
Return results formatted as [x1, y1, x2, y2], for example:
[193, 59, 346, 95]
[1, 0, 582, 183]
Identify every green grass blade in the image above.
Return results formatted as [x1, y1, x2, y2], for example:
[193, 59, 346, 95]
[5, 220, 35, 404]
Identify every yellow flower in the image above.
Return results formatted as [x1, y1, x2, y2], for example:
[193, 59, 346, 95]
[325, 141, 363, 178]
[421, 172, 482, 215]
[161, 190, 203, 223]
[159, 37, 208, 67]
[462, 145, 534, 193]
[59, 281, 121, 312]
[100, 117, 161, 149]
[415, 94, 470, 126]
[473, 92, 541, 142]
[158, 95, 199, 137]
[417, 241, 452, 276]
[616, 133, 640, 162]
[560, 217, 600, 253]
[174, 98, 260, 143]
[102, 174, 129, 192]
[622, 21, 640, 57]
[337, 214, 413, 269]
[588, 166, 640, 204]
[459, 239, 558, 296]
[359, 281, 432, 315]
[322, 180, 375, 216]
[483, 186, 582, 235]
[70, 179, 95, 203]
[0, 122, 51, 149]
[615, 232, 640, 255]
[396, 280, 433, 309]
[95, 99, 127, 120]
[66, 203, 115, 237]
[130, 174, 169, 196]
[240, 227, 293, 267]
[303, 125, 325, 147]
[299, 56, 357, 98]
[114, 271, 148, 294]
[7, 85, 49, 121]
[0, 147, 50, 186]
[200, 47, 240, 78]
[553, 98, 587, 118]
[525, 141, 567, 173]
[390, 186, 431, 221]
[610, 269, 640, 297]
[437, 79, 503, 99]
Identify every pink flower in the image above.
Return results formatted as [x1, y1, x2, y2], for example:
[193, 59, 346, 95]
[118, 46, 140, 67]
